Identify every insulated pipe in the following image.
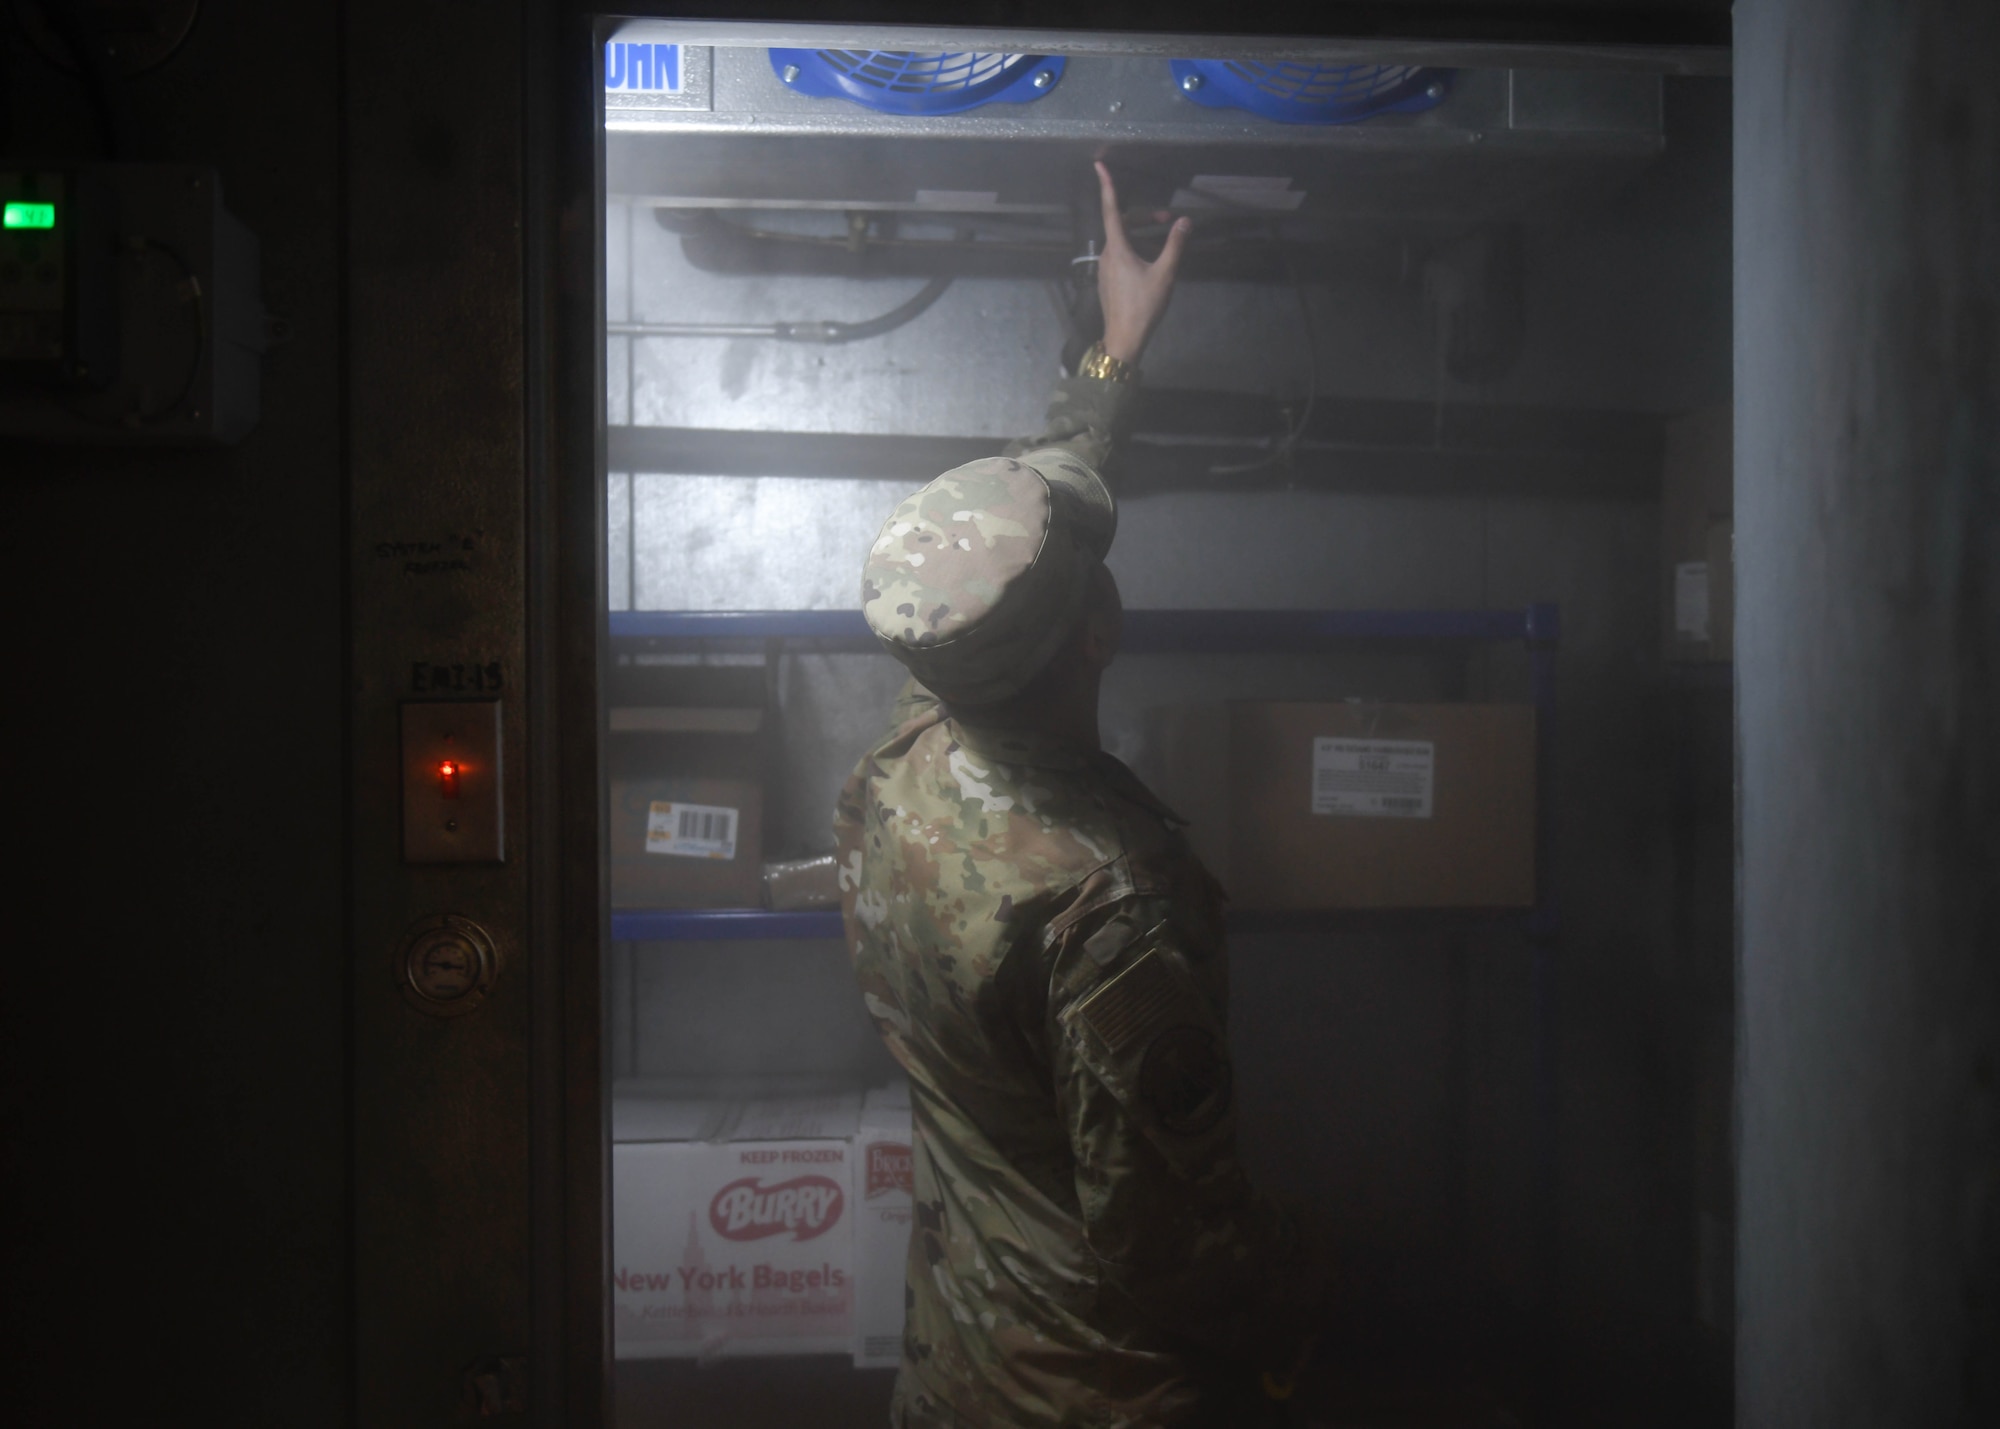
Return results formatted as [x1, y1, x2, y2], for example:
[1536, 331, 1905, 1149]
[606, 274, 954, 343]
[605, 321, 790, 338]
[1736, 2, 2000, 1425]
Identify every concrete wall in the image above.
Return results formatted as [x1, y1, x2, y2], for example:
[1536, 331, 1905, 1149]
[0, 3, 347, 1419]
[1736, 2, 2000, 1424]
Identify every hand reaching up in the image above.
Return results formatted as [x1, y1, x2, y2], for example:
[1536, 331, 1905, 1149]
[1094, 159, 1192, 364]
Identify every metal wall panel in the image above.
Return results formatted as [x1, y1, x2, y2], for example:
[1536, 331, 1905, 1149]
[625, 263, 1059, 439]
[607, 471, 633, 611]
[629, 940, 899, 1080]
[614, 206, 1439, 435]
[631, 474, 908, 609]
[347, 0, 533, 1419]
[605, 205, 634, 429]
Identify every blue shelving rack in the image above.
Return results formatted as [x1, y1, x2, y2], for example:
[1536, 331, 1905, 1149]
[608, 602, 1563, 1374]
[607, 603, 1560, 942]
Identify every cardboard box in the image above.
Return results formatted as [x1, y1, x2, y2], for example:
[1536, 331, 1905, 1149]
[609, 732, 763, 909]
[1156, 702, 1536, 910]
[851, 1082, 913, 1369]
[612, 1091, 861, 1360]
[1663, 405, 1734, 662]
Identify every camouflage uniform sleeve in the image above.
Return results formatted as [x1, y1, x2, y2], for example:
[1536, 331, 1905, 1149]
[838, 678, 942, 884]
[1049, 905, 1325, 1369]
[1002, 374, 1140, 480]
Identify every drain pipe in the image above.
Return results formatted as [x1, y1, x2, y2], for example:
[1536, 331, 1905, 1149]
[607, 274, 953, 344]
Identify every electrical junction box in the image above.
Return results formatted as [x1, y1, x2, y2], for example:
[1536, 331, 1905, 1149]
[0, 163, 264, 446]
[1, 170, 116, 385]
[1662, 405, 1734, 662]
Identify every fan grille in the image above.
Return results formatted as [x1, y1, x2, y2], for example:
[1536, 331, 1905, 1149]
[1224, 61, 1424, 110]
[771, 47, 1062, 114]
[817, 50, 1026, 95]
[1173, 58, 1446, 124]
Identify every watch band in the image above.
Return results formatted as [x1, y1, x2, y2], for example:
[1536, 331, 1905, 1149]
[1077, 342, 1139, 384]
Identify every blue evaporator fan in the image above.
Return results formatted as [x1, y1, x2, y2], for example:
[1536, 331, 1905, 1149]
[1170, 59, 1448, 125]
[769, 49, 1066, 116]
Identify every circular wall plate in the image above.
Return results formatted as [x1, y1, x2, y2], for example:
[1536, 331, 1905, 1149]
[396, 914, 500, 1018]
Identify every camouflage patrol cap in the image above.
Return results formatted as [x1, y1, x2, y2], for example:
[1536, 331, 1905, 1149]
[861, 449, 1116, 706]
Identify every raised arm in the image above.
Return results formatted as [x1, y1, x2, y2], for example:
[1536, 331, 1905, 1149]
[1005, 162, 1193, 478]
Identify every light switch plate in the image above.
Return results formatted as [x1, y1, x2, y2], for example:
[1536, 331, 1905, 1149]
[402, 700, 503, 863]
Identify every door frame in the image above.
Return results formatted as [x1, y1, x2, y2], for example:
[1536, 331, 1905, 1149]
[348, 4, 1727, 1424]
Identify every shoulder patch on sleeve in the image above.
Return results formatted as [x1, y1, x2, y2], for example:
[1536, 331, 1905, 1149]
[1073, 945, 1185, 1054]
[1139, 1025, 1233, 1136]
[1081, 917, 1138, 966]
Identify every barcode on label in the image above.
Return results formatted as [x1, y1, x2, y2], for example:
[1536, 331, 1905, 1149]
[1311, 738, 1435, 819]
[645, 800, 739, 859]
[678, 807, 725, 841]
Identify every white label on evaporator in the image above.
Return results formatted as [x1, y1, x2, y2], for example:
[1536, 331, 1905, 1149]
[645, 800, 739, 859]
[1312, 738, 1435, 819]
[1675, 560, 1711, 642]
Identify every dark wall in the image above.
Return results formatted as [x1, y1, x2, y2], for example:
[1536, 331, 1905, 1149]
[1736, 2, 2000, 1425]
[0, 4, 348, 1420]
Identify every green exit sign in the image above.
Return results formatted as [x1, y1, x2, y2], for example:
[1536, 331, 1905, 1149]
[4, 201, 56, 230]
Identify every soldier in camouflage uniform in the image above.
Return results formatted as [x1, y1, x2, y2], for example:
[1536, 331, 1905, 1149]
[837, 164, 1323, 1428]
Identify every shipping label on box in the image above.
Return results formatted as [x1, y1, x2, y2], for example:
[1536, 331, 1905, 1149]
[852, 1092, 914, 1369]
[610, 772, 762, 909]
[1311, 738, 1435, 818]
[645, 800, 739, 860]
[614, 1137, 854, 1359]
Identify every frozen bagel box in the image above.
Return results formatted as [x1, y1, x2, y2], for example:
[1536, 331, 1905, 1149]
[852, 1081, 915, 1369]
[613, 1089, 862, 1359]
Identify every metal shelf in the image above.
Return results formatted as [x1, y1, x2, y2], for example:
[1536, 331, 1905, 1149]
[609, 906, 1536, 944]
[610, 604, 1560, 650]
[613, 908, 844, 941]
[607, 598, 1563, 1378]
[609, 601, 1560, 944]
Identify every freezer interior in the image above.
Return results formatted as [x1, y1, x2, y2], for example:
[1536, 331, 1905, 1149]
[600, 23, 1733, 1428]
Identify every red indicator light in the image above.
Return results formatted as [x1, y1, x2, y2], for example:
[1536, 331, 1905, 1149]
[438, 760, 462, 798]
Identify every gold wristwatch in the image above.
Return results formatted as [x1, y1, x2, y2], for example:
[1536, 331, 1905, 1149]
[1076, 342, 1139, 383]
